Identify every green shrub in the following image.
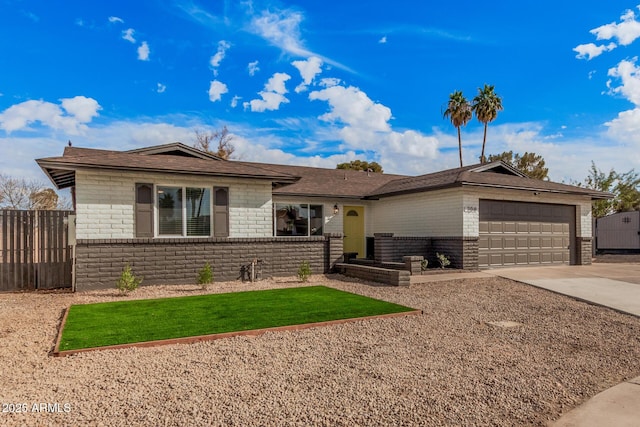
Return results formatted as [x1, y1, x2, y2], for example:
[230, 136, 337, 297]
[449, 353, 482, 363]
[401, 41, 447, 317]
[436, 253, 451, 269]
[116, 264, 142, 294]
[297, 261, 311, 282]
[197, 262, 214, 289]
[420, 259, 429, 271]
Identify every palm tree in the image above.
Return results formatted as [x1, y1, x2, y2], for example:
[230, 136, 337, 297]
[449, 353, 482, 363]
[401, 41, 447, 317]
[443, 91, 472, 167]
[472, 84, 503, 164]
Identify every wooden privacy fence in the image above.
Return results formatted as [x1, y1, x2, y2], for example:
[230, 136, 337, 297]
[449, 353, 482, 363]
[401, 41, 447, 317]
[0, 210, 74, 292]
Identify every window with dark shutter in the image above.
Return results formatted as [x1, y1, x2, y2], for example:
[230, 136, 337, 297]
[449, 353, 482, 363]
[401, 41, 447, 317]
[213, 187, 229, 237]
[135, 183, 154, 237]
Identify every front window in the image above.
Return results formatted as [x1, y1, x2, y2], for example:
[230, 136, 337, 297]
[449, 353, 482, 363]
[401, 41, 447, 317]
[157, 186, 211, 236]
[275, 203, 323, 236]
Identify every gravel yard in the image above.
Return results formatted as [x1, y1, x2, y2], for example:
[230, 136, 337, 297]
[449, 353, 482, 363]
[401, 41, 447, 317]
[1, 274, 640, 426]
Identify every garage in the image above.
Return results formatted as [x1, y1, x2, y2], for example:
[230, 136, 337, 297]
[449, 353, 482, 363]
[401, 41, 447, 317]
[479, 200, 575, 267]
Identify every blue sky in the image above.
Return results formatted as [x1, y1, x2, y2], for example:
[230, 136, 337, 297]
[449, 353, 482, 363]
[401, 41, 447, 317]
[2, 1, 640, 186]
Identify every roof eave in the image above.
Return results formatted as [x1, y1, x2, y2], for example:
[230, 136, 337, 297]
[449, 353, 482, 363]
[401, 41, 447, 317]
[461, 182, 613, 199]
[366, 182, 462, 199]
[36, 160, 299, 184]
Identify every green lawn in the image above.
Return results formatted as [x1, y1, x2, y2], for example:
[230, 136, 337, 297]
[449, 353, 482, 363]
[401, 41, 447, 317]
[58, 286, 416, 351]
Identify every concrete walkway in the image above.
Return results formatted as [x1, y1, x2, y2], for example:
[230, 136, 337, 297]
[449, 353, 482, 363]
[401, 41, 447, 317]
[482, 263, 640, 426]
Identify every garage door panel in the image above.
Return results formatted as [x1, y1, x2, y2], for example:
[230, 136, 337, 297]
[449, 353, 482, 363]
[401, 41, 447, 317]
[478, 253, 489, 265]
[542, 223, 553, 233]
[489, 254, 503, 265]
[489, 222, 503, 233]
[503, 237, 516, 249]
[504, 222, 516, 233]
[516, 237, 528, 248]
[516, 253, 528, 264]
[529, 223, 542, 233]
[489, 237, 503, 249]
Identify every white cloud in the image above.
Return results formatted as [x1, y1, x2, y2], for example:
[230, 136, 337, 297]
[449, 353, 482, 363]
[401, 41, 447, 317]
[248, 60, 260, 76]
[249, 9, 312, 57]
[307, 83, 440, 171]
[109, 16, 124, 24]
[265, 73, 291, 94]
[0, 96, 101, 135]
[606, 107, 640, 145]
[607, 57, 640, 105]
[60, 96, 101, 122]
[309, 85, 391, 133]
[591, 7, 640, 46]
[573, 42, 616, 60]
[319, 78, 341, 88]
[137, 41, 150, 61]
[292, 56, 323, 93]
[604, 57, 640, 145]
[157, 83, 167, 93]
[208, 80, 229, 102]
[230, 95, 242, 108]
[122, 28, 136, 43]
[210, 40, 231, 68]
[244, 73, 292, 112]
[379, 36, 387, 44]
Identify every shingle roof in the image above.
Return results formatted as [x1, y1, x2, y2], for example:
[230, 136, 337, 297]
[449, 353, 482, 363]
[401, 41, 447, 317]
[368, 161, 611, 199]
[36, 144, 612, 200]
[247, 163, 403, 199]
[36, 144, 298, 189]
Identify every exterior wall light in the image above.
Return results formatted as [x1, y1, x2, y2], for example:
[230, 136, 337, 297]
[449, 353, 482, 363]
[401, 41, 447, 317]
[333, 204, 339, 215]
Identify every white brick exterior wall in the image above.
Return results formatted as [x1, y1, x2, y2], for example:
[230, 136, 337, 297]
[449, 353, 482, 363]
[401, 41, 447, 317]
[75, 170, 273, 239]
[578, 201, 593, 237]
[370, 189, 464, 237]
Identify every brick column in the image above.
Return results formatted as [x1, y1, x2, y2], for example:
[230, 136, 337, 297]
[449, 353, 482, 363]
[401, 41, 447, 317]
[374, 233, 394, 262]
[576, 237, 592, 265]
[324, 233, 344, 272]
[403, 255, 424, 275]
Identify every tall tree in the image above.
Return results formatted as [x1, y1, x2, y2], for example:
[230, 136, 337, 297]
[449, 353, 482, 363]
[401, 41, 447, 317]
[443, 91, 472, 167]
[579, 162, 640, 218]
[472, 84, 503, 163]
[194, 126, 235, 160]
[336, 160, 383, 173]
[488, 151, 549, 180]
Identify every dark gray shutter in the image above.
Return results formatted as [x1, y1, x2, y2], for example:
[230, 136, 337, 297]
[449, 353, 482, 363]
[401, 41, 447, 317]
[135, 183, 154, 238]
[213, 187, 229, 237]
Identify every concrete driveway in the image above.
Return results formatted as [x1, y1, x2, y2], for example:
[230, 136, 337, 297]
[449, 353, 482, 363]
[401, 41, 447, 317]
[485, 263, 640, 317]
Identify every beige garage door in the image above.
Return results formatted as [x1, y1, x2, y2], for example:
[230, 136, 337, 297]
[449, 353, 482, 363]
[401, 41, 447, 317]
[479, 200, 574, 267]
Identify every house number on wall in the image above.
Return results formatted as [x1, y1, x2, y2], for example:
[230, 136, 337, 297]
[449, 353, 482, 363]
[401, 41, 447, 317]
[463, 206, 478, 213]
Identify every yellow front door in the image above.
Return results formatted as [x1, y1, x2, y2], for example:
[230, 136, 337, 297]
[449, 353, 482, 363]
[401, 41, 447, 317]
[343, 206, 365, 258]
